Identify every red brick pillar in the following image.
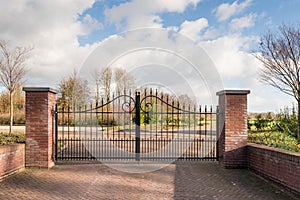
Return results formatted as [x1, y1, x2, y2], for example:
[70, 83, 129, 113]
[217, 90, 250, 168]
[23, 87, 57, 168]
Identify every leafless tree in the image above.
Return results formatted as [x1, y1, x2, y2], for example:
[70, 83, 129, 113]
[93, 67, 135, 101]
[177, 94, 196, 108]
[100, 67, 112, 101]
[254, 24, 300, 142]
[57, 69, 90, 108]
[114, 68, 135, 94]
[91, 69, 101, 101]
[0, 40, 32, 134]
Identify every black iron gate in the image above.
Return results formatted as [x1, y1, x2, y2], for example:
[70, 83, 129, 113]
[55, 90, 218, 161]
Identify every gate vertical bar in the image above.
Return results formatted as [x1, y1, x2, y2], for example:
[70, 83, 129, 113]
[135, 92, 141, 161]
[55, 104, 58, 161]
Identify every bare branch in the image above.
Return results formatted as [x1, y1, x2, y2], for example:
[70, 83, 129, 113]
[0, 40, 32, 134]
[254, 23, 300, 142]
[0, 41, 32, 92]
[57, 69, 90, 108]
[114, 67, 135, 94]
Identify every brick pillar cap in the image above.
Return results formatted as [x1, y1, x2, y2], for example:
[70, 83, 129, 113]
[216, 89, 250, 96]
[23, 87, 57, 94]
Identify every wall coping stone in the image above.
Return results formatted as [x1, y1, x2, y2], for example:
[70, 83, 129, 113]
[0, 143, 25, 150]
[23, 87, 57, 94]
[247, 143, 300, 156]
[216, 90, 250, 96]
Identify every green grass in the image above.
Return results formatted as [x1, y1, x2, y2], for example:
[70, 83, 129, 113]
[0, 132, 25, 145]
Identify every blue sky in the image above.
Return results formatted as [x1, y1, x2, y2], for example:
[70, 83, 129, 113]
[1, 0, 300, 112]
[77, 0, 300, 44]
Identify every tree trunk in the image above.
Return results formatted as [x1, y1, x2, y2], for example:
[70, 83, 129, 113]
[96, 82, 99, 101]
[297, 100, 300, 143]
[9, 91, 13, 134]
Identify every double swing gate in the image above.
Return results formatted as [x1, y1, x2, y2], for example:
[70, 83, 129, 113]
[55, 90, 218, 161]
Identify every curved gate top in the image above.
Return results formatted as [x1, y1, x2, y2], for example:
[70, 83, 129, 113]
[55, 89, 218, 161]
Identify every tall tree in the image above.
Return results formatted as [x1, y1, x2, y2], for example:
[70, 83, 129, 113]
[58, 70, 90, 108]
[0, 40, 32, 134]
[100, 67, 112, 101]
[114, 68, 135, 94]
[92, 69, 101, 101]
[177, 94, 196, 108]
[254, 24, 300, 142]
[93, 67, 134, 100]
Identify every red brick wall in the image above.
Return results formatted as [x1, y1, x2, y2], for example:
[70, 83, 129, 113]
[217, 90, 250, 168]
[0, 144, 25, 180]
[23, 87, 56, 168]
[248, 143, 300, 195]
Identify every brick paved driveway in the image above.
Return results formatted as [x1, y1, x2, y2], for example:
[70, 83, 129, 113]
[0, 161, 297, 200]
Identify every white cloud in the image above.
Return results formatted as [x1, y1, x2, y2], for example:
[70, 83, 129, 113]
[230, 13, 257, 31]
[197, 33, 293, 112]
[85, 27, 291, 112]
[80, 14, 103, 35]
[201, 27, 220, 40]
[0, 0, 289, 112]
[249, 85, 294, 112]
[179, 18, 208, 40]
[77, 28, 223, 106]
[105, 0, 201, 30]
[200, 34, 262, 86]
[0, 0, 98, 87]
[213, 0, 252, 22]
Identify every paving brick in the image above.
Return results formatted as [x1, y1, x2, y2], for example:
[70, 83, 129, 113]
[0, 161, 298, 200]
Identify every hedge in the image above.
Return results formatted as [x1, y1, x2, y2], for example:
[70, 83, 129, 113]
[0, 132, 25, 145]
[248, 131, 300, 152]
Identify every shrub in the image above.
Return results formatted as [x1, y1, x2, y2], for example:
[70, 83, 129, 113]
[248, 113, 275, 131]
[248, 131, 300, 152]
[274, 106, 298, 138]
[254, 114, 267, 131]
[0, 132, 25, 145]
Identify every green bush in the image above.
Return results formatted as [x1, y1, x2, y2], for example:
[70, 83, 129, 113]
[0, 132, 25, 145]
[274, 106, 298, 138]
[248, 131, 300, 152]
[248, 113, 275, 131]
